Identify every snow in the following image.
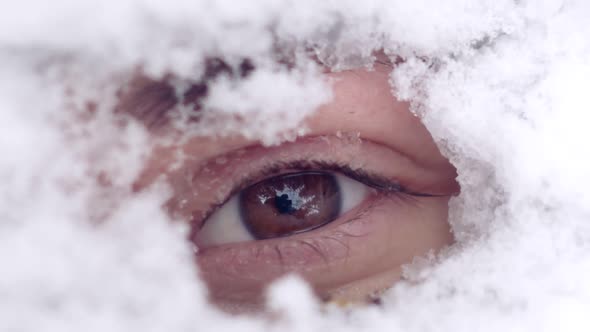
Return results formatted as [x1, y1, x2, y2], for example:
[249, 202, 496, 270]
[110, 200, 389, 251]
[1, 0, 590, 331]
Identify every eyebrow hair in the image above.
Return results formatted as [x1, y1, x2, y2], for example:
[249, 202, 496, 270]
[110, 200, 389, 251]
[115, 58, 255, 130]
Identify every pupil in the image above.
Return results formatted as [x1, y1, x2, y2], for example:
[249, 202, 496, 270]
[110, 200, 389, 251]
[275, 193, 294, 214]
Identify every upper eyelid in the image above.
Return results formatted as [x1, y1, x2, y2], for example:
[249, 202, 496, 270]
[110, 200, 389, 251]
[193, 154, 442, 208]
[171, 134, 456, 226]
[193, 160, 435, 228]
[238, 160, 405, 191]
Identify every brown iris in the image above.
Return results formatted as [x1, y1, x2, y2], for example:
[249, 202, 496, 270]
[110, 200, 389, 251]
[239, 172, 341, 239]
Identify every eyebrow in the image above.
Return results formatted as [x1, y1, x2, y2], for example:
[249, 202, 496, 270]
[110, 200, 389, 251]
[115, 58, 255, 129]
[115, 54, 397, 130]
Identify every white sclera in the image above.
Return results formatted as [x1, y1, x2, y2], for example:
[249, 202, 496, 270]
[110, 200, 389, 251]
[195, 173, 369, 247]
[337, 173, 369, 213]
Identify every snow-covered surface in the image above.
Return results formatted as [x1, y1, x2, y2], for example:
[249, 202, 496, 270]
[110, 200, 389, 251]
[2, 0, 590, 331]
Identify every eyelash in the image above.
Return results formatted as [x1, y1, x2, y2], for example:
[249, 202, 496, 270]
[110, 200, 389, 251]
[192, 159, 439, 231]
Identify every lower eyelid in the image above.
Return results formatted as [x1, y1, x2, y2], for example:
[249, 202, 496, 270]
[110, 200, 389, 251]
[196, 194, 383, 266]
[198, 194, 454, 309]
[196, 190, 438, 274]
[195, 199, 389, 306]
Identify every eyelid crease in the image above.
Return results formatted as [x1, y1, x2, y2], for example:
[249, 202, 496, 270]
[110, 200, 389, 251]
[193, 159, 440, 229]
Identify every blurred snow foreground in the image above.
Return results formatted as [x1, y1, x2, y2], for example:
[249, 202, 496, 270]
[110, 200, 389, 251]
[1, 0, 590, 331]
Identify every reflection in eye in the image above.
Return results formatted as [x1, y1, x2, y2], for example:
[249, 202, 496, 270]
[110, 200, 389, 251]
[195, 171, 368, 247]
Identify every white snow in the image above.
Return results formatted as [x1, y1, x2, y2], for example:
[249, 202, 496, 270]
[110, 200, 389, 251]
[1, 0, 590, 331]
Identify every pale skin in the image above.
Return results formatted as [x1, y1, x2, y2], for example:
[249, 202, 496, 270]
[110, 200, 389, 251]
[127, 60, 458, 313]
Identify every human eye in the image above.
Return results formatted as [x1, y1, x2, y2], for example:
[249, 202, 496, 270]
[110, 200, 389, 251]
[194, 169, 369, 247]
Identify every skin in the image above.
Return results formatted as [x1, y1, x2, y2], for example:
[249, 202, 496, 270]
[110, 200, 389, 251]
[128, 60, 458, 313]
